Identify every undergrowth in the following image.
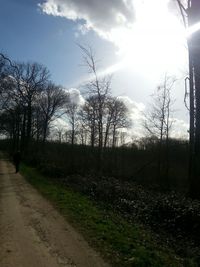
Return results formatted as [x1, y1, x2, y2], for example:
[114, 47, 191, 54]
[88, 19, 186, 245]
[20, 163, 191, 267]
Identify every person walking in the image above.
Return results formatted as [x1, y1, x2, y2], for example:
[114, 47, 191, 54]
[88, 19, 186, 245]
[13, 151, 21, 173]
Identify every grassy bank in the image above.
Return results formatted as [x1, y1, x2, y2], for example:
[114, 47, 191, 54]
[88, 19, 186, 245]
[19, 163, 190, 267]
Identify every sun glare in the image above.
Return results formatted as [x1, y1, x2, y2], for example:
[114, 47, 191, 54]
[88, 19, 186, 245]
[113, 0, 187, 76]
[187, 22, 200, 36]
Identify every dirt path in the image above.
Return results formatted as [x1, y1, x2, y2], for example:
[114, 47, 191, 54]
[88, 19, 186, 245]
[0, 158, 110, 267]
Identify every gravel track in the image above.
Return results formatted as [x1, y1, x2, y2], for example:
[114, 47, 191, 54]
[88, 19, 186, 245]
[0, 158, 110, 267]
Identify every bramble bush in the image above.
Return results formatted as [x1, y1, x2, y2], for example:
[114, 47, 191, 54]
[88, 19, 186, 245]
[58, 174, 200, 246]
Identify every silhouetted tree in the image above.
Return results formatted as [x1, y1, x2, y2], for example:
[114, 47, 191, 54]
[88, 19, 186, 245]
[104, 97, 130, 147]
[12, 62, 49, 147]
[79, 45, 111, 158]
[176, 0, 200, 198]
[38, 83, 67, 142]
[144, 75, 175, 185]
[65, 99, 80, 145]
[80, 95, 98, 147]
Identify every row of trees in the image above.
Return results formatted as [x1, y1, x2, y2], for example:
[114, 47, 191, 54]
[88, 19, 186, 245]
[0, 50, 130, 152]
[0, 49, 196, 196]
[61, 92, 130, 148]
[0, 55, 65, 149]
[72, 46, 131, 149]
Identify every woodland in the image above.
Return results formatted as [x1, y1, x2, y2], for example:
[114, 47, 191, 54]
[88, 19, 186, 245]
[1, 0, 200, 265]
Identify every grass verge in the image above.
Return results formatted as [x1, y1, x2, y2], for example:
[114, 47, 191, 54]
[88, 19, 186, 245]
[20, 163, 187, 267]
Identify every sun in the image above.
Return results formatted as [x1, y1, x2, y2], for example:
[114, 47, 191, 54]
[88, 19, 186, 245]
[111, 0, 188, 77]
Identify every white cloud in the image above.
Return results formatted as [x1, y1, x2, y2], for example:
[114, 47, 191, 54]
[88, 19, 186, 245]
[39, 0, 186, 77]
[118, 95, 145, 111]
[117, 95, 146, 137]
[52, 117, 68, 128]
[50, 88, 84, 136]
[117, 96, 189, 139]
[38, 0, 135, 42]
[171, 118, 189, 139]
[38, 0, 189, 140]
[66, 88, 85, 105]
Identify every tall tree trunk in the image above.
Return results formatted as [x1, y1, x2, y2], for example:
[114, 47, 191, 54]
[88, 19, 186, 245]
[26, 103, 32, 144]
[165, 104, 170, 189]
[104, 122, 110, 148]
[157, 132, 163, 184]
[20, 108, 27, 151]
[71, 121, 75, 146]
[188, 41, 195, 182]
[43, 120, 48, 143]
[91, 126, 95, 147]
[188, 0, 200, 198]
[112, 125, 116, 147]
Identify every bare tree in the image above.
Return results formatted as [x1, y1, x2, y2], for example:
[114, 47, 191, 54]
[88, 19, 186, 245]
[12, 62, 50, 146]
[64, 92, 82, 145]
[38, 83, 67, 142]
[104, 97, 130, 147]
[144, 75, 175, 184]
[80, 95, 98, 147]
[78, 46, 130, 150]
[110, 98, 130, 147]
[79, 45, 111, 157]
[53, 126, 66, 143]
[0, 54, 19, 114]
[76, 123, 88, 145]
[0, 54, 24, 149]
[0, 55, 10, 111]
[0, 57, 70, 150]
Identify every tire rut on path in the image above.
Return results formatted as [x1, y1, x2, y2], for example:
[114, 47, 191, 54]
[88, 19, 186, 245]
[0, 158, 110, 267]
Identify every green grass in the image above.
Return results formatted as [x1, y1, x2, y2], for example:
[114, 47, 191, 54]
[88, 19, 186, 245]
[20, 163, 186, 267]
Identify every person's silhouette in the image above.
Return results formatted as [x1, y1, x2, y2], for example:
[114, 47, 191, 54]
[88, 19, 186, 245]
[13, 151, 21, 173]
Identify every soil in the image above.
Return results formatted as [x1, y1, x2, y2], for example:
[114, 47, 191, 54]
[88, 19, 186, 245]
[0, 157, 110, 267]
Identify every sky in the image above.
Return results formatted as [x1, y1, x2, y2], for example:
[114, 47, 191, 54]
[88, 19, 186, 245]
[0, 0, 190, 138]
